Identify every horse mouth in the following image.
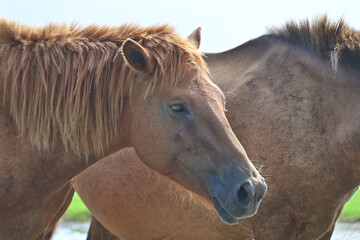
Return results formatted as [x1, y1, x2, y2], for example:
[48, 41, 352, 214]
[212, 196, 245, 225]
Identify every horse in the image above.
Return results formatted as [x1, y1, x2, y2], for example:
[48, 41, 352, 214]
[0, 20, 266, 240]
[74, 16, 360, 240]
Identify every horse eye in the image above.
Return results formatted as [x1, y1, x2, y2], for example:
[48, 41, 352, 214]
[169, 104, 188, 116]
[171, 105, 184, 112]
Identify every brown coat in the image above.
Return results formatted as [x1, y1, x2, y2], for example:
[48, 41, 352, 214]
[75, 16, 360, 240]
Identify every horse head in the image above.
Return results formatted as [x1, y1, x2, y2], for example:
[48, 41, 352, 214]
[119, 29, 267, 223]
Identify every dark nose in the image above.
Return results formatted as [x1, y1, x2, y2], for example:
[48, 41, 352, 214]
[210, 178, 267, 224]
[237, 181, 255, 208]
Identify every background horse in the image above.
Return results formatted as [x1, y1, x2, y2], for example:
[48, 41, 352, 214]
[74, 16, 360, 240]
[0, 20, 266, 240]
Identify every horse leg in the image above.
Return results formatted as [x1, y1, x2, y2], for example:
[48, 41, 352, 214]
[35, 181, 75, 240]
[318, 194, 349, 240]
[87, 216, 120, 240]
[318, 225, 335, 240]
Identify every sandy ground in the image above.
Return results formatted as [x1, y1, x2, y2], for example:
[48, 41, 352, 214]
[53, 221, 360, 240]
[331, 221, 360, 240]
[52, 221, 89, 240]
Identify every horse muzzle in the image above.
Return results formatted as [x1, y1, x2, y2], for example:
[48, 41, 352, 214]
[210, 179, 267, 224]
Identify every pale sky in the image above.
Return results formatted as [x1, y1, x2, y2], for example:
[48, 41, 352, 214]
[1, 0, 359, 52]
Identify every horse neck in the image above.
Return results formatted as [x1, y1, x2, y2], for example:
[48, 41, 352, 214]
[286, 52, 360, 193]
[330, 71, 360, 188]
[277, 44, 360, 191]
[208, 41, 360, 192]
[0, 93, 132, 199]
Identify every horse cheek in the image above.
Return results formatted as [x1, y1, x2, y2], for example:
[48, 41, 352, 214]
[129, 104, 174, 174]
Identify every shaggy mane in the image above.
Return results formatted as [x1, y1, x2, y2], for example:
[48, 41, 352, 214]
[270, 15, 360, 71]
[0, 19, 209, 155]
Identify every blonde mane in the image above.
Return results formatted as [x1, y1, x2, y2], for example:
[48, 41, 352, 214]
[0, 19, 209, 155]
[270, 15, 360, 71]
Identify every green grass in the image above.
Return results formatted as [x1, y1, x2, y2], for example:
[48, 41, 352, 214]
[64, 189, 360, 222]
[63, 192, 91, 222]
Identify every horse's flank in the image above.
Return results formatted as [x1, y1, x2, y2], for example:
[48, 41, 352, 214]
[0, 19, 208, 155]
[270, 15, 360, 71]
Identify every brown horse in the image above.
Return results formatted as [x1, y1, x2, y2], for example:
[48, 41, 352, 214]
[0, 20, 266, 240]
[74, 16, 360, 240]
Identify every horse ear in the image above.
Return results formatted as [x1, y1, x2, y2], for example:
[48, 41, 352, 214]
[122, 38, 155, 75]
[187, 27, 201, 49]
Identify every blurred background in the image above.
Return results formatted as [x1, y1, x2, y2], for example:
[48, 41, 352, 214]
[2, 0, 360, 52]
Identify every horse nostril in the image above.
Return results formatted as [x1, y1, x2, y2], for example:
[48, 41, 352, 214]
[237, 182, 254, 208]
